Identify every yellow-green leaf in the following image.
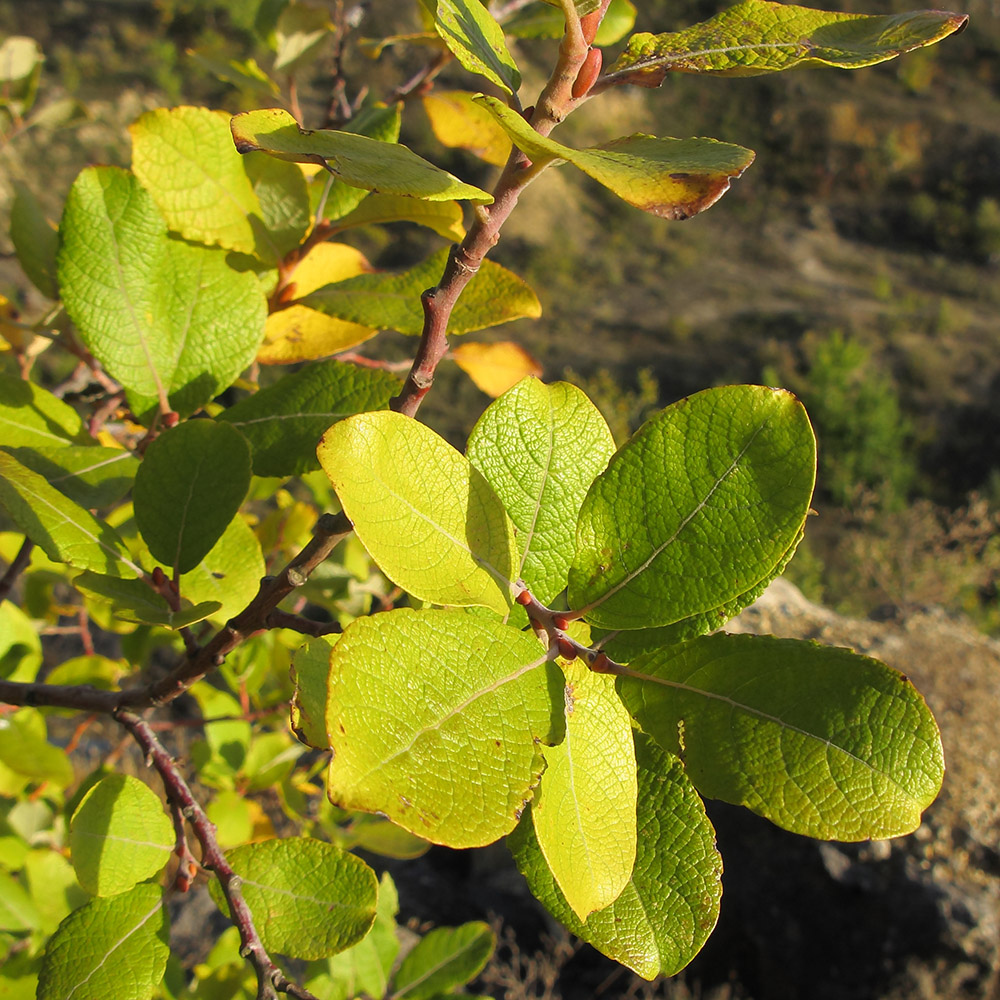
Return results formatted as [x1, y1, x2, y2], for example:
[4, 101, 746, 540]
[452, 341, 542, 397]
[477, 95, 754, 219]
[231, 108, 493, 204]
[317, 410, 518, 614]
[423, 90, 512, 167]
[532, 659, 637, 919]
[607, 1, 969, 85]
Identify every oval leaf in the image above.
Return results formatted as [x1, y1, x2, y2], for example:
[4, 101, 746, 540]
[510, 732, 722, 979]
[452, 341, 542, 398]
[607, 2, 969, 85]
[131, 106, 271, 258]
[393, 921, 495, 1000]
[208, 838, 377, 960]
[323, 608, 563, 848]
[58, 166, 266, 421]
[5, 445, 138, 509]
[0, 375, 89, 449]
[432, 0, 521, 94]
[219, 361, 400, 477]
[318, 410, 518, 614]
[477, 95, 754, 220]
[0, 451, 141, 579]
[532, 659, 637, 919]
[69, 775, 174, 897]
[568, 385, 816, 630]
[466, 378, 614, 603]
[134, 420, 251, 575]
[231, 108, 492, 204]
[36, 883, 169, 1000]
[422, 90, 512, 167]
[618, 632, 945, 839]
[304, 247, 541, 336]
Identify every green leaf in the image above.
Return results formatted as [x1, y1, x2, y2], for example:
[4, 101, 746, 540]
[274, 1, 334, 73]
[74, 571, 221, 629]
[291, 636, 337, 749]
[10, 182, 59, 298]
[393, 921, 495, 999]
[36, 882, 169, 1000]
[618, 632, 945, 840]
[134, 420, 251, 575]
[510, 732, 722, 979]
[3, 445, 138, 509]
[0, 451, 141, 579]
[57, 167, 267, 421]
[467, 378, 614, 604]
[24, 849, 90, 934]
[208, 838, 377, 960]
[532, 659, 636, 919]
[231, 108, 492, 204]
[69, 775, 174, 896]
[218, 361, 400, 477]
[131, 106, 270, 257]
[177, 512, 265, 622]
[0, 871, 41, 932]
[607, 2, 968, 84]
[319, 104, 403, 223]
[304, 247, 541, 336]
[187, 49, 281, 98]
[504, 0, 636, 46]
[567, 385, 815, 630]
[245, 150, 312, 259]
[0, 601, 41, 682]
[0, 375, 89, 448]
[323, 608, 563, 848]
[315, 871, 399, 1000]
[478, 95, 754, 220]
[332, 191, 466, 241]
[432, 0, 521, 94]
[596, 527, 804, 656]
[318, 410, 518, 614]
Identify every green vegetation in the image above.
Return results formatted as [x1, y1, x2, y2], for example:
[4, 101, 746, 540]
[0, 2, 976, 998]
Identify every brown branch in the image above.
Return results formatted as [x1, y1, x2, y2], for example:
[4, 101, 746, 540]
[0, 538, 33, 603]
[264, 609, 342, 636]
[390, 2, 613, 418]
[116, 711, 318, 1000]
[0, 512, 352, 716]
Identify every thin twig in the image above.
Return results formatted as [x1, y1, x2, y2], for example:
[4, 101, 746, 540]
[264, 608, 342, 636]
[116, 711, 319, 1000]
[0, 538, 33, 603]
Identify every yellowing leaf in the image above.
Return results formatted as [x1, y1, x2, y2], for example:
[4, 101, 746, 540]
[260, 242, 377, 364]
[333, 191, 467, 241]
[607, 2, 969, 84]
[533, 659, 637, 919]
[423, 90, 512, 167]
[478, 96, 754, 220]
[452, 341, 542, 397]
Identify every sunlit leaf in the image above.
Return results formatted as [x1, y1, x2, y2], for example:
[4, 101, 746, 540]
[318, 410, 518, 613]
[322, 608, 563, 847]
[305, 247, 541, 336]
[207, 838, 377, 959]
[568, 385, 815, 629]
[432, 0, 521, 94]
[607, 1, 969, 85]
[618, 632, 945, 839]
[69, 775, 174, 897]
[478, 95, 754, 220]
[232, 108, 492, 204]
[452, 341, 542, 398]
[423, 91, 512, 167]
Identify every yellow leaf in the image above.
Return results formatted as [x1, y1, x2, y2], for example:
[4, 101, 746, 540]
[423, 91, 512, 167]
[452, 341, 543, 397]
[260, 242, 377, 364]
[0, 294, 27, 351]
